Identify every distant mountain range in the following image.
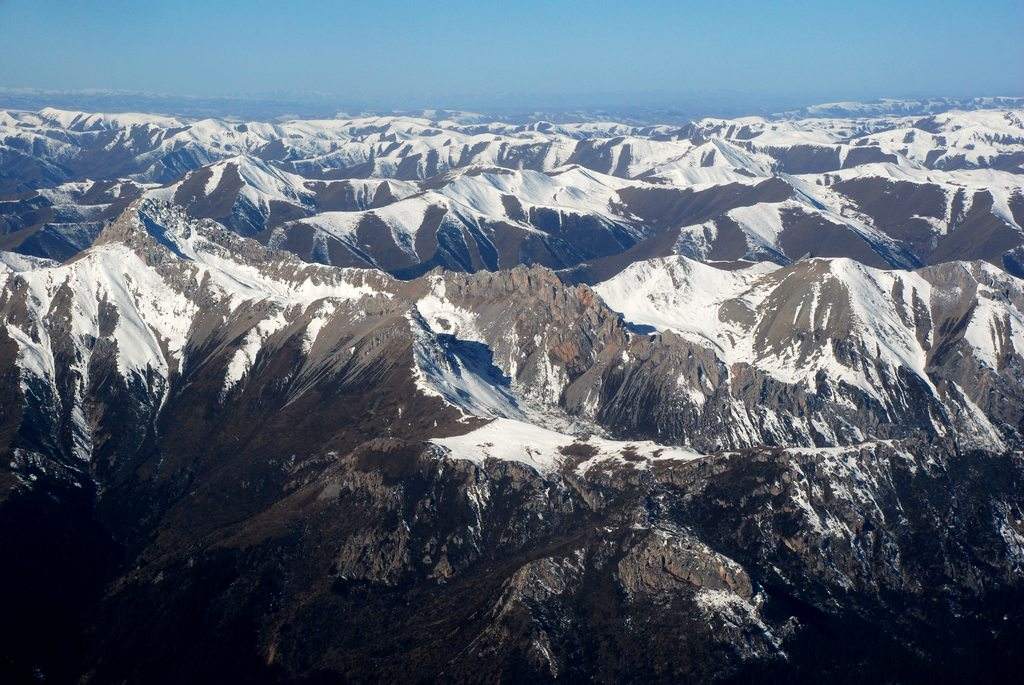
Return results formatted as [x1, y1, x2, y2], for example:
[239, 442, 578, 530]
[2, 88, 1021, 122]
[2, 101, 1022, 280]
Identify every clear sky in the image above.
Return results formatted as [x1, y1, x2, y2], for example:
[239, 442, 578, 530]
[2, 0, 1021, 110]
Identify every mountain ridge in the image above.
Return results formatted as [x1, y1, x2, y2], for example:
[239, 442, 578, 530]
[3, 103, 1022, 279]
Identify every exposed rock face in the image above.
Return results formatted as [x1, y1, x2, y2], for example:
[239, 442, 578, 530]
[593, 255, 1024, 449]
[7, 437, 1020, 683]
[1, 202, 1023, 682]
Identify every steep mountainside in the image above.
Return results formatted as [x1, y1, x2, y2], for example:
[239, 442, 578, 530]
[1, 200, 1022, 682]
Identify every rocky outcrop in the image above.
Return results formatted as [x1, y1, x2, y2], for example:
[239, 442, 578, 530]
[7, 438, 1014, 683]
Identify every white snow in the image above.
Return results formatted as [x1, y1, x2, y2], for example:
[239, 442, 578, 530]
[431, 418, 701, 473]
[221, 310, 290, 396]
[415, 274, 484, 342]
[204, 160, 226, 195]
[407, 309, 524, 421]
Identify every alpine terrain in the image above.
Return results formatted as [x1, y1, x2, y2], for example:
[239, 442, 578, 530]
[1, 98, 1023, 683]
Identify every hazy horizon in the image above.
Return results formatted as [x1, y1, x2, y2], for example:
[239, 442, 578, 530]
[1, 86, 1021, 125]
[2, 0, 1021, 120]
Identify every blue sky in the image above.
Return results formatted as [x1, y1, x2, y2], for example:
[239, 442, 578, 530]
[2, 0, 1021, 110]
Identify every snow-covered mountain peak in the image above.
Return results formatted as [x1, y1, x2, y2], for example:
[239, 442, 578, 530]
[88, 199, 398, 308]
[34, 106, 186, 132]
[596, 254, 1024, 444]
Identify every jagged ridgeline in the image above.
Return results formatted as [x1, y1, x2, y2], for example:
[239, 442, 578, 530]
[1, 100, 1023, 683]
[3, 103, 1024, 277]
